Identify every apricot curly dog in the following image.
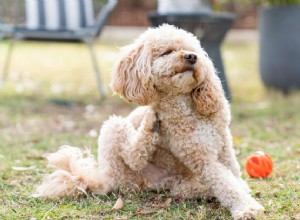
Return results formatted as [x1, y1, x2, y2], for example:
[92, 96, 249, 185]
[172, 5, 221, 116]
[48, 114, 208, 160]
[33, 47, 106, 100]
[34, 24, 264, 219]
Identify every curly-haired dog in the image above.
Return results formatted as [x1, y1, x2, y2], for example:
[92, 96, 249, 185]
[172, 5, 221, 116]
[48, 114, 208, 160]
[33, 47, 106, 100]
[34, 24, 264, 219]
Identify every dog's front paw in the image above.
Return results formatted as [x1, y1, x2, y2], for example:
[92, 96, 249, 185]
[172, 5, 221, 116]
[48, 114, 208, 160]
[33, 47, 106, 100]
[143, 110, 160, 133]
[232, 201, 264, 220]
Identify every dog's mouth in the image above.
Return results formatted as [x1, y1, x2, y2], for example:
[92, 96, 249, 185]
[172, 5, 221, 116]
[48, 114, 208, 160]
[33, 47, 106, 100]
[170, 66, 194, 76]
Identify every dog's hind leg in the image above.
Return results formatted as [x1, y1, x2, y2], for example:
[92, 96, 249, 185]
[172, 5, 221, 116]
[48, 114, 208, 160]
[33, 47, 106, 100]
[169, 176, 213, 199]
[144, 174, 212, 200]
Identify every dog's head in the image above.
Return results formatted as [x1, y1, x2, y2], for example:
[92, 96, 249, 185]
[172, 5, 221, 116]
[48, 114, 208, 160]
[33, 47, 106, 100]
[110, 24, 225, 116]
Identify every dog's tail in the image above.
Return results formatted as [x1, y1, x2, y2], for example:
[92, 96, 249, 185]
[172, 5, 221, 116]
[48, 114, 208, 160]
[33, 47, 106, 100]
[33, 145, 112, 199]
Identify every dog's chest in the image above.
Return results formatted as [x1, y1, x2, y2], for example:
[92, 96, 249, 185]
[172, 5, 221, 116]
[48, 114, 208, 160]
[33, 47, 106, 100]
[159, 115, 223, 151]
[160, 116, 204, 142]
[160, 117, 196, 137]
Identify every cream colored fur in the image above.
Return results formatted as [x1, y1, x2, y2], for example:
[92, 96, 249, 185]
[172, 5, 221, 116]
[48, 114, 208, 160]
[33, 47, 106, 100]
[34, 25, 264, 220]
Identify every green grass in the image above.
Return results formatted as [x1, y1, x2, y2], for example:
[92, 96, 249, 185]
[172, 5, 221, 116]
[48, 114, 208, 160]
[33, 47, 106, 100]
[0, 38, 300, 219]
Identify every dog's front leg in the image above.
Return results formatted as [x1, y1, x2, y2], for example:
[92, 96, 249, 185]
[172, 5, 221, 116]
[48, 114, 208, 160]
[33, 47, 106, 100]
[217, 130, 251, 193]
[200, 160, 264, 219]
[120, 108, 160, 171]
[170, 146, 264, 220]
[219, 147, 252, 194]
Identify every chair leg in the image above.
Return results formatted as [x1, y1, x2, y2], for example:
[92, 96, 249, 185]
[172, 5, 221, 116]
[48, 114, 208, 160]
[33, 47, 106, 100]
[1, 38, 15, 86]
[85, 37, 107, 100]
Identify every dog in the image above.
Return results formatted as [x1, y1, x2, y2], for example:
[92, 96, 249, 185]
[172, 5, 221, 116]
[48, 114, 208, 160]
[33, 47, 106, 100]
[34, 24, 264, 219]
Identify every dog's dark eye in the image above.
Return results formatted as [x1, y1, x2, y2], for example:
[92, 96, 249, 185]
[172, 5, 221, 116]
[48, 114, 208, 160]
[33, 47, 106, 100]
[160, 50, 173, 56]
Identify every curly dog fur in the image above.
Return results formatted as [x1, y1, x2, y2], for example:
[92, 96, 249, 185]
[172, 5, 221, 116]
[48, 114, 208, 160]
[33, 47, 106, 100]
[34, 24, 264, 219]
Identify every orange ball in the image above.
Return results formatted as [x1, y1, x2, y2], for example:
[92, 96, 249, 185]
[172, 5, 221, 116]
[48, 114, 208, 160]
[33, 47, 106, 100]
[246, 151, 273, 178]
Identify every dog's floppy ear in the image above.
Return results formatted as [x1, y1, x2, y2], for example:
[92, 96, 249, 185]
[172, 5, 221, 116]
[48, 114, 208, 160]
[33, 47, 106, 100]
[110, 43, 157, 105]
[192, 58, 225, 116]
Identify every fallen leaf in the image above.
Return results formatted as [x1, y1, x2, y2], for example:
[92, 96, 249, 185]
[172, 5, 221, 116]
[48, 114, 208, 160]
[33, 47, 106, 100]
[12, 166, 36, 171]
[254, 191, 261, 197]
[112, 197, 123, 210]
[164, 198, 172, 207]
[152, 198, 172, 208]
[136, 208, 157, 215]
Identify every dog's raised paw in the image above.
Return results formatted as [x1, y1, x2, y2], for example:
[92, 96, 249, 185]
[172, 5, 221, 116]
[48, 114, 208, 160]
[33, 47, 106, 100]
[151, 113, 161, 133]
[142, 109, 160, 133]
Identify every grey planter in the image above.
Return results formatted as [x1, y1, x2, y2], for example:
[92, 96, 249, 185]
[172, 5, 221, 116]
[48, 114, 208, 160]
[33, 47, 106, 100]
[259, 5, 300, 93]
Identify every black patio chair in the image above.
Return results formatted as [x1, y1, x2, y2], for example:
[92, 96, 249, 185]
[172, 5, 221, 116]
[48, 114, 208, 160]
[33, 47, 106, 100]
[0, 0, 118, 99]
[148, 12, 235, 100]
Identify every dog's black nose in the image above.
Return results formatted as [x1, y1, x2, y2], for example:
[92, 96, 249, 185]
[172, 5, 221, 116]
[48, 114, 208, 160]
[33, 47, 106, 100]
[184, 54, 197, 64]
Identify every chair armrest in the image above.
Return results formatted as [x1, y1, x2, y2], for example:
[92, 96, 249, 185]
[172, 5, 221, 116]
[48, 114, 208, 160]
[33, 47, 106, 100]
[93, 0, 117, 37]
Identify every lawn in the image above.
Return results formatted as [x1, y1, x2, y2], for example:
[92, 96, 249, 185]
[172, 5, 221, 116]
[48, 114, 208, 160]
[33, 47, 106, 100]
[0, 37, 299, 219]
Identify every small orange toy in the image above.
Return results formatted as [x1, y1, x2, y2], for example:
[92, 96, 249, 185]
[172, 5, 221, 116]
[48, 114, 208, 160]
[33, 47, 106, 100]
[246, 151, 273, 178]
